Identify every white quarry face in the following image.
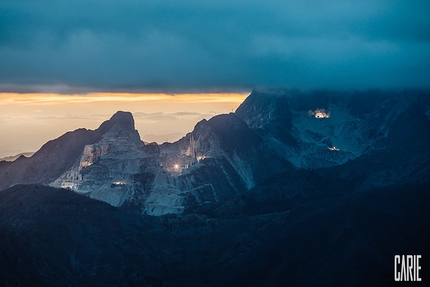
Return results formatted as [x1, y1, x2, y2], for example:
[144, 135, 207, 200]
[50, 113, 228, 215]
[236, 91, 410, 169]
[50, 119, 147, 207]
[50, 92, 418, 216]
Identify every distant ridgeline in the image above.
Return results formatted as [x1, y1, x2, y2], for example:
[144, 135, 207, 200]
[0, 89, 429, 215]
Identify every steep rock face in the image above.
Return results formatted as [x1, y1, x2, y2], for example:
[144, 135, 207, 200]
[146, 113, 290, 215]
[45, 110, 291, 215]
[50, 112, 290, 215]
[0, 129, 99, 191]
[199, 114, 289, 188]
[236, 89, 430, 169]
[0, 111, 139, 192]
[2, 90, 429, 217]
[159, 113, 290, 191]
[51, 111, 148, 207]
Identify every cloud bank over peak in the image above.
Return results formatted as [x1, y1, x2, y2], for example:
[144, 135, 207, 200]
[1, 0, 429, 93]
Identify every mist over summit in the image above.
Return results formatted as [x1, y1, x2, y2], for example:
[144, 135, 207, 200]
[1, 89, 429, 286]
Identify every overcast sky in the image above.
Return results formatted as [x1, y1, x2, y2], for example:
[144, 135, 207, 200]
[1, 0, 429, 93]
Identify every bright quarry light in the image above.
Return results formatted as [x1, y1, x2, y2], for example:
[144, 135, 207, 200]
[113, 181, 126, 185]
[308, 108, 330, 118]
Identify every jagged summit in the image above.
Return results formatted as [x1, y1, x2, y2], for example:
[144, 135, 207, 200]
[1, 90, 429, 215]
[109, 111, 135, 128]
[0, 110, 141, 191]
[236, 88, 430, 169]
[97, 110, 136, 135]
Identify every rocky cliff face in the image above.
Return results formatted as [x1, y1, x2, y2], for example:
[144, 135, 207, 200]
[1, 89, 429, 217]
[0, 111, 142, 192]
[0, 128, 100, 191]
[51, 111, 289, 215]
[236, 89, 429, 169]
[50, 112, 146, 207]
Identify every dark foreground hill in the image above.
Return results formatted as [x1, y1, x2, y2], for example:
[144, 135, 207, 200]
[1, 182, 429, 286]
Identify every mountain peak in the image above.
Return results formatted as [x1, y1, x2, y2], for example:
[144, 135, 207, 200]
[96, 111, 136, 136]
[109, 111, 135, 128]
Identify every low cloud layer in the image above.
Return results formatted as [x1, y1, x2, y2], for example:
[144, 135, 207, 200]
[1, 0, 429, 92]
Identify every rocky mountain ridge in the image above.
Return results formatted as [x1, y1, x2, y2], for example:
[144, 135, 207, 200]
[236, 89, 427, 168]
[1, 89, 429, 216]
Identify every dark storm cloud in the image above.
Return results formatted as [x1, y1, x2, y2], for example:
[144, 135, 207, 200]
[1, 0, 429, 92]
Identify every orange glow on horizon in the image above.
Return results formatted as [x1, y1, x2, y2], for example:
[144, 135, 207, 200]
[0, 92, 248, 105]
[0, 92, 250, 157]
